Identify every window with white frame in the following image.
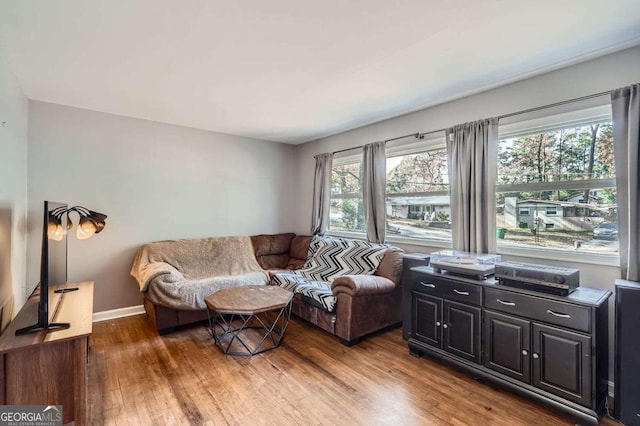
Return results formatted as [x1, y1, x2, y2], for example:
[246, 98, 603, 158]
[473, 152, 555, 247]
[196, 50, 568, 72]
[328, 137, 452, 243]
[496, 103, 618, 255]
[386, 138, 452, 242]
[329, 158, 365, 233]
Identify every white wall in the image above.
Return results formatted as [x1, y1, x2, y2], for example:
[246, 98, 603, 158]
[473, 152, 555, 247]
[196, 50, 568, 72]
[293, 45, 640, 384]
[27, 101, 296, 312]
[0, 51, 28, 328]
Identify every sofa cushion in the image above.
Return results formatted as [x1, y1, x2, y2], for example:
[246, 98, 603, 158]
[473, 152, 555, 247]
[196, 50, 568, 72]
[251, 233, 296, 270]
[290, 235, 312, 259]
[299, 236, 388, 282]
[271, 272, 336, 312]
[288, 235, 312, 268]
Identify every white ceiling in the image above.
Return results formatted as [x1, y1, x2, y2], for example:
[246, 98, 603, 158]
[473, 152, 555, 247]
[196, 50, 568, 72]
[0, 1, 639, 144]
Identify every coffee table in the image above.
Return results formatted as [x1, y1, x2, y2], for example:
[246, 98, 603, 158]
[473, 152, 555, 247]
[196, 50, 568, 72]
[205, 285, 293, 356]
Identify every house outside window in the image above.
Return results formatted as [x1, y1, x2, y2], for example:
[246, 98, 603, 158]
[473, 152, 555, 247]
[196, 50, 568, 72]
[386, 139, 451, 243]
[496, 103, 618, 256]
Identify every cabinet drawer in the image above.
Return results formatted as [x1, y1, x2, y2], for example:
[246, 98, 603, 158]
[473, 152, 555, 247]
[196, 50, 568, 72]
[412, 275, 481, 306]
[484, 287, 591, 333]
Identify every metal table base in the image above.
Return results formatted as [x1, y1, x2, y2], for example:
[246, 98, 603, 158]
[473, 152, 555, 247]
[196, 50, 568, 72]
[207, 301, 292, 356]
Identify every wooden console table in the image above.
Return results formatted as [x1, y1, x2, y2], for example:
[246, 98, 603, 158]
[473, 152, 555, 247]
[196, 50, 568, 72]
[0, 281, 93, 425]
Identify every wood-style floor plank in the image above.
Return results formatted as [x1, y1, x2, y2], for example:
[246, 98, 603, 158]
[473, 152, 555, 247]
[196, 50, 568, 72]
[88, 315, 619, 425]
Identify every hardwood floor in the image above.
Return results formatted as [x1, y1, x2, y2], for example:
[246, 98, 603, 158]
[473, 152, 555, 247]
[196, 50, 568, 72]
[88, 315, 619, 425]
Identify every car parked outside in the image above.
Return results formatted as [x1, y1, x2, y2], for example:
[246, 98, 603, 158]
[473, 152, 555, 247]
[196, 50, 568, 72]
[593, 222, 618, 240]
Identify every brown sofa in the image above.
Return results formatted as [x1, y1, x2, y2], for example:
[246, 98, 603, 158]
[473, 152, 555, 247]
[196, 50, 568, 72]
[288, 245, 404, 346]
[136, 233, 404, 345]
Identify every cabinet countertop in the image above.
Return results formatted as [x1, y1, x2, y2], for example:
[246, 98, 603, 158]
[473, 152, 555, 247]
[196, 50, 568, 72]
[410, 266, 611, 307]
[0, 281, 94, 353]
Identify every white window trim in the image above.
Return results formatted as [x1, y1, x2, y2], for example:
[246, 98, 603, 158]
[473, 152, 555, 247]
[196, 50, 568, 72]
[499, 103, 611, 139]
[386, 234, 453, 249]
[496, 178, 616, 193]
[326, 229, 367, 240]
[386, 136, 446, 158]
[497, 244, 620, 267]
[497, 104, 618, 260]
[330, 158, 365, 234]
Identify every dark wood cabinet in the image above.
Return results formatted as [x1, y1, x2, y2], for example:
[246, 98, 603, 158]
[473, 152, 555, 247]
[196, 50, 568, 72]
[410, 273, 482, 364]
[402, 253, 431, 339]
[443, 300, 481, 363]
[532, 323, 591, 406]
[484, 310, 530, 382]
[484, 310, 591, 406]
[412, 292, 442, 347]
[407, 267, 610, 425]
[411, 292, 481, 363]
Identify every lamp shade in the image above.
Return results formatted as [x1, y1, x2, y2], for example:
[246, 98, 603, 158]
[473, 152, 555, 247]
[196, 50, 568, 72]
[76, 217, 97, 240]
[56, 205, 107, 240]
[47, 214, 65, 241]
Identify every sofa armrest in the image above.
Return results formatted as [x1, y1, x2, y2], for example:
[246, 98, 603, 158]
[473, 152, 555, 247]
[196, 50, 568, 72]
[331, 275, 396, 297]
[131, 261, 184, 293]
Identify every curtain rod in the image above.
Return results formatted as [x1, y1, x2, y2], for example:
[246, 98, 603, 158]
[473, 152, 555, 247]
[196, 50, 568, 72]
[330, 89, 611, 156]
[332, 128, 447, 155]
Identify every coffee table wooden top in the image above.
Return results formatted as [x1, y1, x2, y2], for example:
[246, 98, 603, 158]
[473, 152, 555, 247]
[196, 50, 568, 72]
[205, 285, 293, 315]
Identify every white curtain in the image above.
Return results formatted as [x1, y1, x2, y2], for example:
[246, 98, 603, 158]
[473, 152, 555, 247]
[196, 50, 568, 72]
[446, 119, 499, 253]
[611, 84, 640, 281]
[311, 153, 333, 235]
[362, 141, 387, 243]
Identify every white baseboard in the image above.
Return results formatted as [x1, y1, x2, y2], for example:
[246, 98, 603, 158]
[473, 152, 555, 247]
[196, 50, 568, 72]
[92, 305, 145, 322]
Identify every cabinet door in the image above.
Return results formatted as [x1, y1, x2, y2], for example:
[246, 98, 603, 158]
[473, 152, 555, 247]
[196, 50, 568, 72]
[484, 310, 531, 383]
[532, 323, 591, 407]
[443, 300, 481, 363]
[412, 292, 442, 348]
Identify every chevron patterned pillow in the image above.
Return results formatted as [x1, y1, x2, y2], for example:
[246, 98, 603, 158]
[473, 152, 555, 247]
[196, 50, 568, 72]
[299, 236, 388, 282]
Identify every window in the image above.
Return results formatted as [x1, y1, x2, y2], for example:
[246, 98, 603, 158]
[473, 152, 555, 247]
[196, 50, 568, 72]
[497, 105, 617, 255]
[328, 137, 452, 244]
[386, 142, 451, 242]
[329, 159, 364, 233]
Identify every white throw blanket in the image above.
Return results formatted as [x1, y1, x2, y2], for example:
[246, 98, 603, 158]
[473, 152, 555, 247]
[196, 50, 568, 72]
[130, 236, 269, 309]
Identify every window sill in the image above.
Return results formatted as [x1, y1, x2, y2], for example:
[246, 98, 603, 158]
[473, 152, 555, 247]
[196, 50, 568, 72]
[385, 235, 452, 249]
[326, 230, 367, 240]
[497, 244, 620, 267]
[327, 230, 453, 249]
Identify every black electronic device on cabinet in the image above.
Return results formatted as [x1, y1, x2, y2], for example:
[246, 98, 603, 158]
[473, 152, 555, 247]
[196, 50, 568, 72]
[615, 279, 640, 426]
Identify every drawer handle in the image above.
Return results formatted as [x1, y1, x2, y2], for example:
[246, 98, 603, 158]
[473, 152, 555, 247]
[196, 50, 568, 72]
[497, 299, 516, 306]
[547, 309, 571, 319]
[453, 289, 469, 296]
[420, 282, 436, 288]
